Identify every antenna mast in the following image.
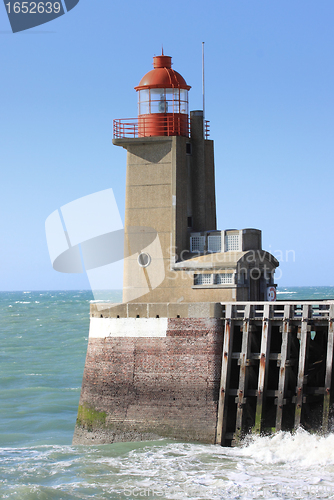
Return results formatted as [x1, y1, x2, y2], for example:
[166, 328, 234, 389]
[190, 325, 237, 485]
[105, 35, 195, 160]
[202, 41, 205, 120]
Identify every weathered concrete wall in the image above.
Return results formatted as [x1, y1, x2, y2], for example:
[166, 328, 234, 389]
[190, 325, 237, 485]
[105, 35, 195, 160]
[73, 318, 223, 445]
[91, 302, 223, 319]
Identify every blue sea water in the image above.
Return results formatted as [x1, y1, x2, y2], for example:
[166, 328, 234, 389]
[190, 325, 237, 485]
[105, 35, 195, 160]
[1, 288, 334, 499]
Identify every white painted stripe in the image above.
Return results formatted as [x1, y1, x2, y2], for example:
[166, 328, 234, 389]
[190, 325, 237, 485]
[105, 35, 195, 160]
[89, 317, 168, 338]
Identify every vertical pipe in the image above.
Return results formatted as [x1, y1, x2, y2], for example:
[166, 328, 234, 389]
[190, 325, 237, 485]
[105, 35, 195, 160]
[190, 111, 206, 232]
[202, 42, 205, 122]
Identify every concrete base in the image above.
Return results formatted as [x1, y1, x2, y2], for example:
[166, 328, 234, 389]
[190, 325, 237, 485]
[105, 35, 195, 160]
[73, 317, 223, 445]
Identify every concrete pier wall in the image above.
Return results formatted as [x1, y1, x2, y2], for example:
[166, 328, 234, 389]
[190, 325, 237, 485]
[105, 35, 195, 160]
[73, 317, 223, 445]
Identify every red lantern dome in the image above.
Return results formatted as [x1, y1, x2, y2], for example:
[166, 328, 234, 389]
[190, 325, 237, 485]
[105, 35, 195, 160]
[135, 53, 191, 137]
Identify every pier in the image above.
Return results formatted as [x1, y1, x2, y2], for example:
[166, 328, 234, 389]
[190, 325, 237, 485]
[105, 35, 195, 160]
[216, 301, 334, 445]
[74, 299, 334, 446]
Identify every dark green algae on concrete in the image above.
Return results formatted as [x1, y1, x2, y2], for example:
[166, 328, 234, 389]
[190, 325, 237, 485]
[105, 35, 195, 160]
[76, 404, 107, 432]
[73, 404, 165, 445]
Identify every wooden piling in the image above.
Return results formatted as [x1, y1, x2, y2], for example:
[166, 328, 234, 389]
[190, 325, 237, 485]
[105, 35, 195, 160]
[275, 304, 291, 431]
[294, 305, 310, 428]
[233, 304, 252, 445]
[216, 304, 233, 445]
[253, 304, 271, 434]
[322, 304, 334, 432]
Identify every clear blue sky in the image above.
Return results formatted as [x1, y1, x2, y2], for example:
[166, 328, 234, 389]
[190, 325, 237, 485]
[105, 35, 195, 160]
[1, 0, 333, 291]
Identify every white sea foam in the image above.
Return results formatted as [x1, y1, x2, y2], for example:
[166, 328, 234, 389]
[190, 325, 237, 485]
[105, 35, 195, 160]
[1, 436, 334, 499]
[90, 434, 334, 499]
[238, 428, 334, 467]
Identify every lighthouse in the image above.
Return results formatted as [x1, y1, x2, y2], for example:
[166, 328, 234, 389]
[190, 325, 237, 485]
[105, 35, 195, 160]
[73, 53, 281, 446]
[113, 53, 278, 305]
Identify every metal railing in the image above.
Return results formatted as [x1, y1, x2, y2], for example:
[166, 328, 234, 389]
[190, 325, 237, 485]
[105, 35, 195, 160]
[113, 119, 138, 139]
[113, 117, 211, 139]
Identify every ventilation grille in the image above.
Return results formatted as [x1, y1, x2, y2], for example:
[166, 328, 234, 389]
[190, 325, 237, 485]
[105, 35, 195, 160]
[225, 234, 240, 251]
[190, 236, 205, 253]
[208, 235, 221, 253]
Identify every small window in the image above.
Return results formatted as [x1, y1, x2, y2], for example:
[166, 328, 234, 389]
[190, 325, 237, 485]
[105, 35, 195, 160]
[137, 252, 151, 267]
[186, 143, 192, 155]
[216, 273, 233, 285]
[194, 274, 213, 285]
[187, 216, 193, 228]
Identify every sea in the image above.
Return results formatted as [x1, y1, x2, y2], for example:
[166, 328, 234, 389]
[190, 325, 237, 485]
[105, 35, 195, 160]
[1, 287, 334, 500]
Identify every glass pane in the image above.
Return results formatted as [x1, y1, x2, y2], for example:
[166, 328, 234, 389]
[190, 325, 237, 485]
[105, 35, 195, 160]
[165, 89, 178, 113]
[165, 89, 174, 98]
[150, 89, 167, 113]
[180, 102, 188, 114]
[139, 101, 149, 115]
[138, 89, 150, 115]
[139, 89, 150, 102]
[180, 89, 188, 101]
[180, 89, 188, 114]
[173, 100, 180, 113]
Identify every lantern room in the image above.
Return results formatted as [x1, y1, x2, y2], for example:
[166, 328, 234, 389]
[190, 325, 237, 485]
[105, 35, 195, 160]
[134, 53, 191, 137]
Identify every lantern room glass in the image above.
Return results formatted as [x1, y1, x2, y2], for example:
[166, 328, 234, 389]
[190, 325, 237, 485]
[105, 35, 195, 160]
[138, 89, 188, 115]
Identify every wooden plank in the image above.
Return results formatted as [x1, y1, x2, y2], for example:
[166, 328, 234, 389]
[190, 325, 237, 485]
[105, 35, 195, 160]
[294, 304, 310, 429]
[322, 304, 334, 432]
[215, 304, 234, 445]
[231, 352, 281, 361]
[254, 304, 271, 434]
[275, 304, 291, 431]
[233, 303, 252, 445]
